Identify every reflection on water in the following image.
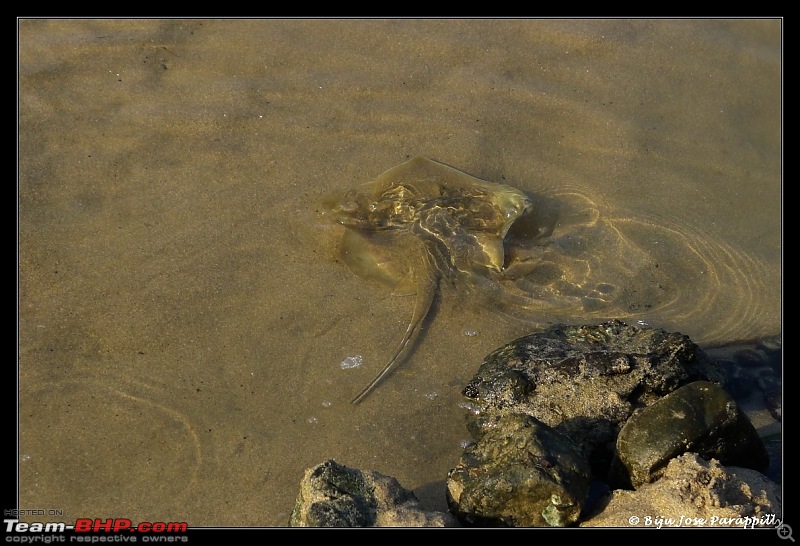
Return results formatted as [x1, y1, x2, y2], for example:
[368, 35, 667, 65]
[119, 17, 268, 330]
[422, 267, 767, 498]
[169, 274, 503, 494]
[487, 185, 778, 347]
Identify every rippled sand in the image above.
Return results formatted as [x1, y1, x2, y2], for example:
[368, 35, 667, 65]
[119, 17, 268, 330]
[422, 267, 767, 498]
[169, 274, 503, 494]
[18, 19, 781, 525]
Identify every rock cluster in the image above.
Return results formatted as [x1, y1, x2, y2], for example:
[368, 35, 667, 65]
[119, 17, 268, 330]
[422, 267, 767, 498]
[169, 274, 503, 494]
[462, 320, 725, 471]
[289, 320, 781, 528]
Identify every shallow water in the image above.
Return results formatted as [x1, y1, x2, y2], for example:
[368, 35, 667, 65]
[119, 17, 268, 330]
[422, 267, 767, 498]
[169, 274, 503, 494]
[18, 19, 781, 526]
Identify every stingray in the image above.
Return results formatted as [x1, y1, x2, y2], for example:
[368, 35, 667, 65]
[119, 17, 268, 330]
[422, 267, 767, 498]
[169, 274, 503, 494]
[322, 157, 533, 403]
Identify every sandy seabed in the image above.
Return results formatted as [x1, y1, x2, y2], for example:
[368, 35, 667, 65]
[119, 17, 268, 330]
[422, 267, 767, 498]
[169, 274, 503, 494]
[18, 18, 781, 526]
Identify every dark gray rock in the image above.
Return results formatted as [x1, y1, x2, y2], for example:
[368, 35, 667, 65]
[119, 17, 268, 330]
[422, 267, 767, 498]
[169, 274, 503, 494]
[714, 359, 757, 399]
[609, 381, 768, 489]
[762, 433, 782, 483]
[706, 338, 782, 412]
[731, 347, 768, 369]
[462, 320, 723, 473]
[446, 413, 591, 527]
[289, 459, 457, 527]
[756, 334, 782, 375]
[757, 370, 782, 422]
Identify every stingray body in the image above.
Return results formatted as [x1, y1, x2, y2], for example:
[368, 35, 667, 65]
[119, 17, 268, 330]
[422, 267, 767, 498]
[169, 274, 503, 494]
[323, 157, 532, 403]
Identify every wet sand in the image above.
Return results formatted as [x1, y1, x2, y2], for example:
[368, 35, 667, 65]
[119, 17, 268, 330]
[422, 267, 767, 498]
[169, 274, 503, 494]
[18, 19, 781, 526]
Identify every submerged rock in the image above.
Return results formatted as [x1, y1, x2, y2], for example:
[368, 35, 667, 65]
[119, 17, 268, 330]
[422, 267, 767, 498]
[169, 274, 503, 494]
[462, 320, 723, 473]
[609, 381, 769, 489]
[706, 337, 782, 423]
[289, 459, 457, 527]
[758, 371, 782, 422]
[582, 453, 781, 527]
[446, 413, 591, 527]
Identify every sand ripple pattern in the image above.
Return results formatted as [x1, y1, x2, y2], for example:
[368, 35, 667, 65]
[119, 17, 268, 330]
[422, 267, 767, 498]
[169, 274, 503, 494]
[19, 375, 202, 520]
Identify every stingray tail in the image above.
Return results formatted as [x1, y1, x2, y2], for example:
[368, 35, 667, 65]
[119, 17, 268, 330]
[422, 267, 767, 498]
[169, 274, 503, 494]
[350, 329, 419, 404]
[351, 246, 439, 404]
